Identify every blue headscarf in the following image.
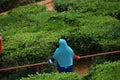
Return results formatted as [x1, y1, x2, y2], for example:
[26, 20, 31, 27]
[53, 39, 74, 68]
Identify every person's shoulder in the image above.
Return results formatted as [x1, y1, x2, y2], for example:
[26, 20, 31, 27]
[54, 48, 59, 53]
[56, 48, 59, 51]
[68, 46, 74, 51]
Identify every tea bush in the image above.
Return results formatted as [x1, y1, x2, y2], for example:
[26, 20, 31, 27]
[1, 32, 58, 80]
[78, 16, 120, 51]
[0, 0, 44, 13]
[54, 0, 79, 12]
[20, 72, 82, 80]
[54, 0, 120, 19]
[68, 15, 120, 63]
[49, 12, 120, 54]
[49, 11, 120, 63]
[0, 4, 57, 36]
[20, 61, 120, 80]
[0, 4, 57, 79]
[77, 16, 120, 63]
[8, 4, 46, 19]
[83, 60, 120, 80]
[48, 11, 80, 26]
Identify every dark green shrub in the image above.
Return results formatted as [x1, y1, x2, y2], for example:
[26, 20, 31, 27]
[0, 4, 57, 36]
[93, 53, 120, 65]
[103, 0, 120, 2]
[54, 0, 120, 20]
[48, 11, 80, 26]
[49, 14, 120, 64]
[1, 11, 74, 79]
[57, 15, 120, 55]
[20, 72, 82, 80]
[41, 10, 120, 64]
[77, 16, 120, 64]
[83, 61, 120, 80]
[62, 33, 101, 56]
[3, 32, 56, 65]
[78, 16, 120, 52]
[54, 0, 79, 12]
[0, 0, 35, 13]
[2, 32, 58, 79]
[78, 0, 120, 19]
[0, 7, 66, 78]
[8, 4, 46, 19]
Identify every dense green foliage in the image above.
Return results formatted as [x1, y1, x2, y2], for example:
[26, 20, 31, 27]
[54, 0, 79, 12]
[0, 0, 35, 12]
[0, 0, 44, 13]
[20, 61, 120, 80]
[83, 60, 120, 80]
[20, 72, 82, 80]
[54, 0, 120, 19]
[54, 0, 120, 63]
[0, 0, 120, 80]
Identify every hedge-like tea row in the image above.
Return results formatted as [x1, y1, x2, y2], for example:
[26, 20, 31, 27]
[48, 11, 120, 54]
[84, 60, 120, 80]
[54, 0, 120, 19]
[20, 72, 82, 80]
[0, 0, 44, 13]
[20, 61, 120, 80]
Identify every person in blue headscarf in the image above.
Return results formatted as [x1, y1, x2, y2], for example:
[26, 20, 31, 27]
[48, 39, 80, 73]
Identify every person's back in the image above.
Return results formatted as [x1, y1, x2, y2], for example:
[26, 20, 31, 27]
[53, 39, 74, 68]
[48, 39, 80, 73]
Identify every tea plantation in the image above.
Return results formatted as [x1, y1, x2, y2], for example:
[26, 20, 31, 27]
[0, 0, 120, 80]
[20, 61, 120, 80]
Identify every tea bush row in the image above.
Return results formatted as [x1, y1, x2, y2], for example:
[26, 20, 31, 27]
[20, 61, 120, 80]
[83, 60, 120, 80]
[20, 72, 82, 80]
[0, 0, 44, 12]
[54, 0, 120, 19]
[48, 11, 120, 54]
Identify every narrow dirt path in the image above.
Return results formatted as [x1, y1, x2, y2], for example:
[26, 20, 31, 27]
[0, 11, 8, 15]
[37, 0, 54, 11]
[74, 59, 93, 75]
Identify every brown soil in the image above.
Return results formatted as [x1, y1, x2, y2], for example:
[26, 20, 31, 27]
[0, 11, 8, 15]
[74, 59, 93, 75]
[37, 0, 54, 11]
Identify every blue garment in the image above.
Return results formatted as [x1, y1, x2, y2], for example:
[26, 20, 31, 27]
[57, 64, 73, 73]
[53, 39, 74, 68]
